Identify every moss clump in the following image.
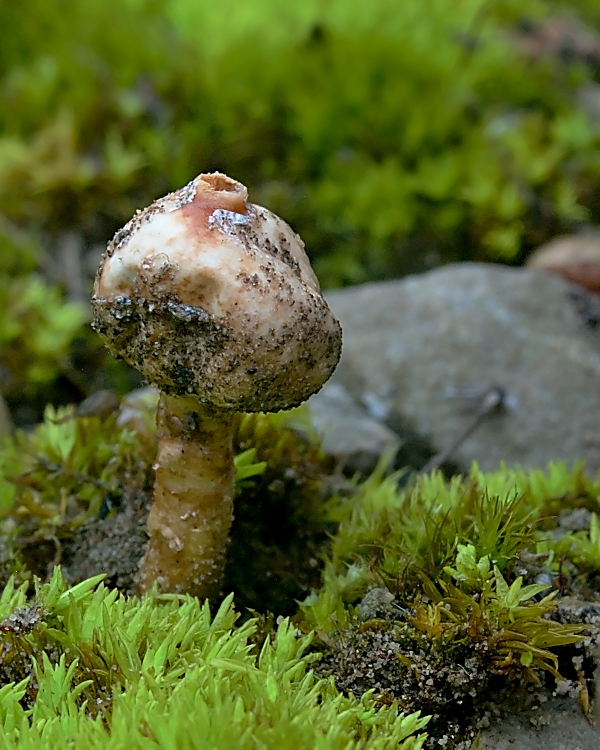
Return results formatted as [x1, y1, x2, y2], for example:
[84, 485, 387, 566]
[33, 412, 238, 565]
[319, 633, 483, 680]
[314, 572, 583, 748]
[0, 402, 154, 590]
[0, 276, 86, 401]
[0, 569, 429, 748]
[2, 1, 600, 288]
[0, 399, 336, 610]
[302, 463, 600, 748]
[224, 411, 336, 615]
[0, 403, 599, 745]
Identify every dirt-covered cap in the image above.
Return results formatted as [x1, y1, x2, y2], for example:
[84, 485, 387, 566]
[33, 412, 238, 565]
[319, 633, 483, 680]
[92, 172, 342, 412]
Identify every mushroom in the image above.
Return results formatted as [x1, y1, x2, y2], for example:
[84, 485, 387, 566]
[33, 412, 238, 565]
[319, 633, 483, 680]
[91, 172, 342, 599]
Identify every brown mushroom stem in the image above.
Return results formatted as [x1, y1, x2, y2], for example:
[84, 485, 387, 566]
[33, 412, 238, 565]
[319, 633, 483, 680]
[138, 393, 235, 598]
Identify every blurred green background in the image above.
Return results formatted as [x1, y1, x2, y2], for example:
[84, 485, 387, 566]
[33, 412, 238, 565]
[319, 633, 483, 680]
[1, 0, 599, 419]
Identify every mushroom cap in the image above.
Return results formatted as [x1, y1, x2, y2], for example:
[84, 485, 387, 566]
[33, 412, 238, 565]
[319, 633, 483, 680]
[92, 173, 342, 412]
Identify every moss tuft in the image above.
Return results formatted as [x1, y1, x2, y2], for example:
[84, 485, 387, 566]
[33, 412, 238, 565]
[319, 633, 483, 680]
[0, 569, 429, 748]
[302, 462, 600, 748]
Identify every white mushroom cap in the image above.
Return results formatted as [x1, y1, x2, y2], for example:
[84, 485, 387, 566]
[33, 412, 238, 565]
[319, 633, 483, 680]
[92, 173, 342, 412]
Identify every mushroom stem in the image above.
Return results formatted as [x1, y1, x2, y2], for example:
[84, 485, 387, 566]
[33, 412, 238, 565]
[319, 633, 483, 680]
[138, 393, 235, 598]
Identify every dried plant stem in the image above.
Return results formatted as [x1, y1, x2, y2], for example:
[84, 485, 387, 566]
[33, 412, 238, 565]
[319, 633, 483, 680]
[419, 386, 505, 475]
[138, 394, 235, 599]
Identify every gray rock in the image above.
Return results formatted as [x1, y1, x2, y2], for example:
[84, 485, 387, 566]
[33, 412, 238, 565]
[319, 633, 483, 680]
[306, 382, 400, 473]
[324, 263, 600, 473]
[479, 695, 599, 750]
[356, 587, 397, 621]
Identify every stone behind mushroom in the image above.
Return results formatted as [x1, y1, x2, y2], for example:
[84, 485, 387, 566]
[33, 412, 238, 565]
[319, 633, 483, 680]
[306, 381, 401, 474]
[314, 263, 600, 474]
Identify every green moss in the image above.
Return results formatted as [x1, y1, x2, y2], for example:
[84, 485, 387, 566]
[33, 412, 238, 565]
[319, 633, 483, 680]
[301, 462, 599, 748]
[0, 404, 152, 530]
[302, 460, 599, 625]
[0, 569, 429, 748]
[0, 400, 335, 608]
[1, 0, 600, 287]
[0, 406, 598, 746]
[0, 272, 87, 406]
[0, 403, 153, 587]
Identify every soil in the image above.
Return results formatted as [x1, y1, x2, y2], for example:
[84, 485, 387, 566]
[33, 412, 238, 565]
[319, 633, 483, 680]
[480, 694, 600, 749]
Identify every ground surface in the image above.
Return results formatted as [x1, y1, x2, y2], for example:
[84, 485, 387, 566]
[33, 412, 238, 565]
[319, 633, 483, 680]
[481, 696, 599, 749]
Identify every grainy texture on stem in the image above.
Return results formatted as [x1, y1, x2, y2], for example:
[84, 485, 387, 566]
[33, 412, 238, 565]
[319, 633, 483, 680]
[138, 394, 235, 598]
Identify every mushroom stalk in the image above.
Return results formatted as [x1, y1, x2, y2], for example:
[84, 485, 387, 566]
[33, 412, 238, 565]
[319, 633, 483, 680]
[139, 394, 235, 597]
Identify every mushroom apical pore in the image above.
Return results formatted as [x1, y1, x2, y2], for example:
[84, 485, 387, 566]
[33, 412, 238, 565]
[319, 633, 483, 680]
[92, 172, 342, 598]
